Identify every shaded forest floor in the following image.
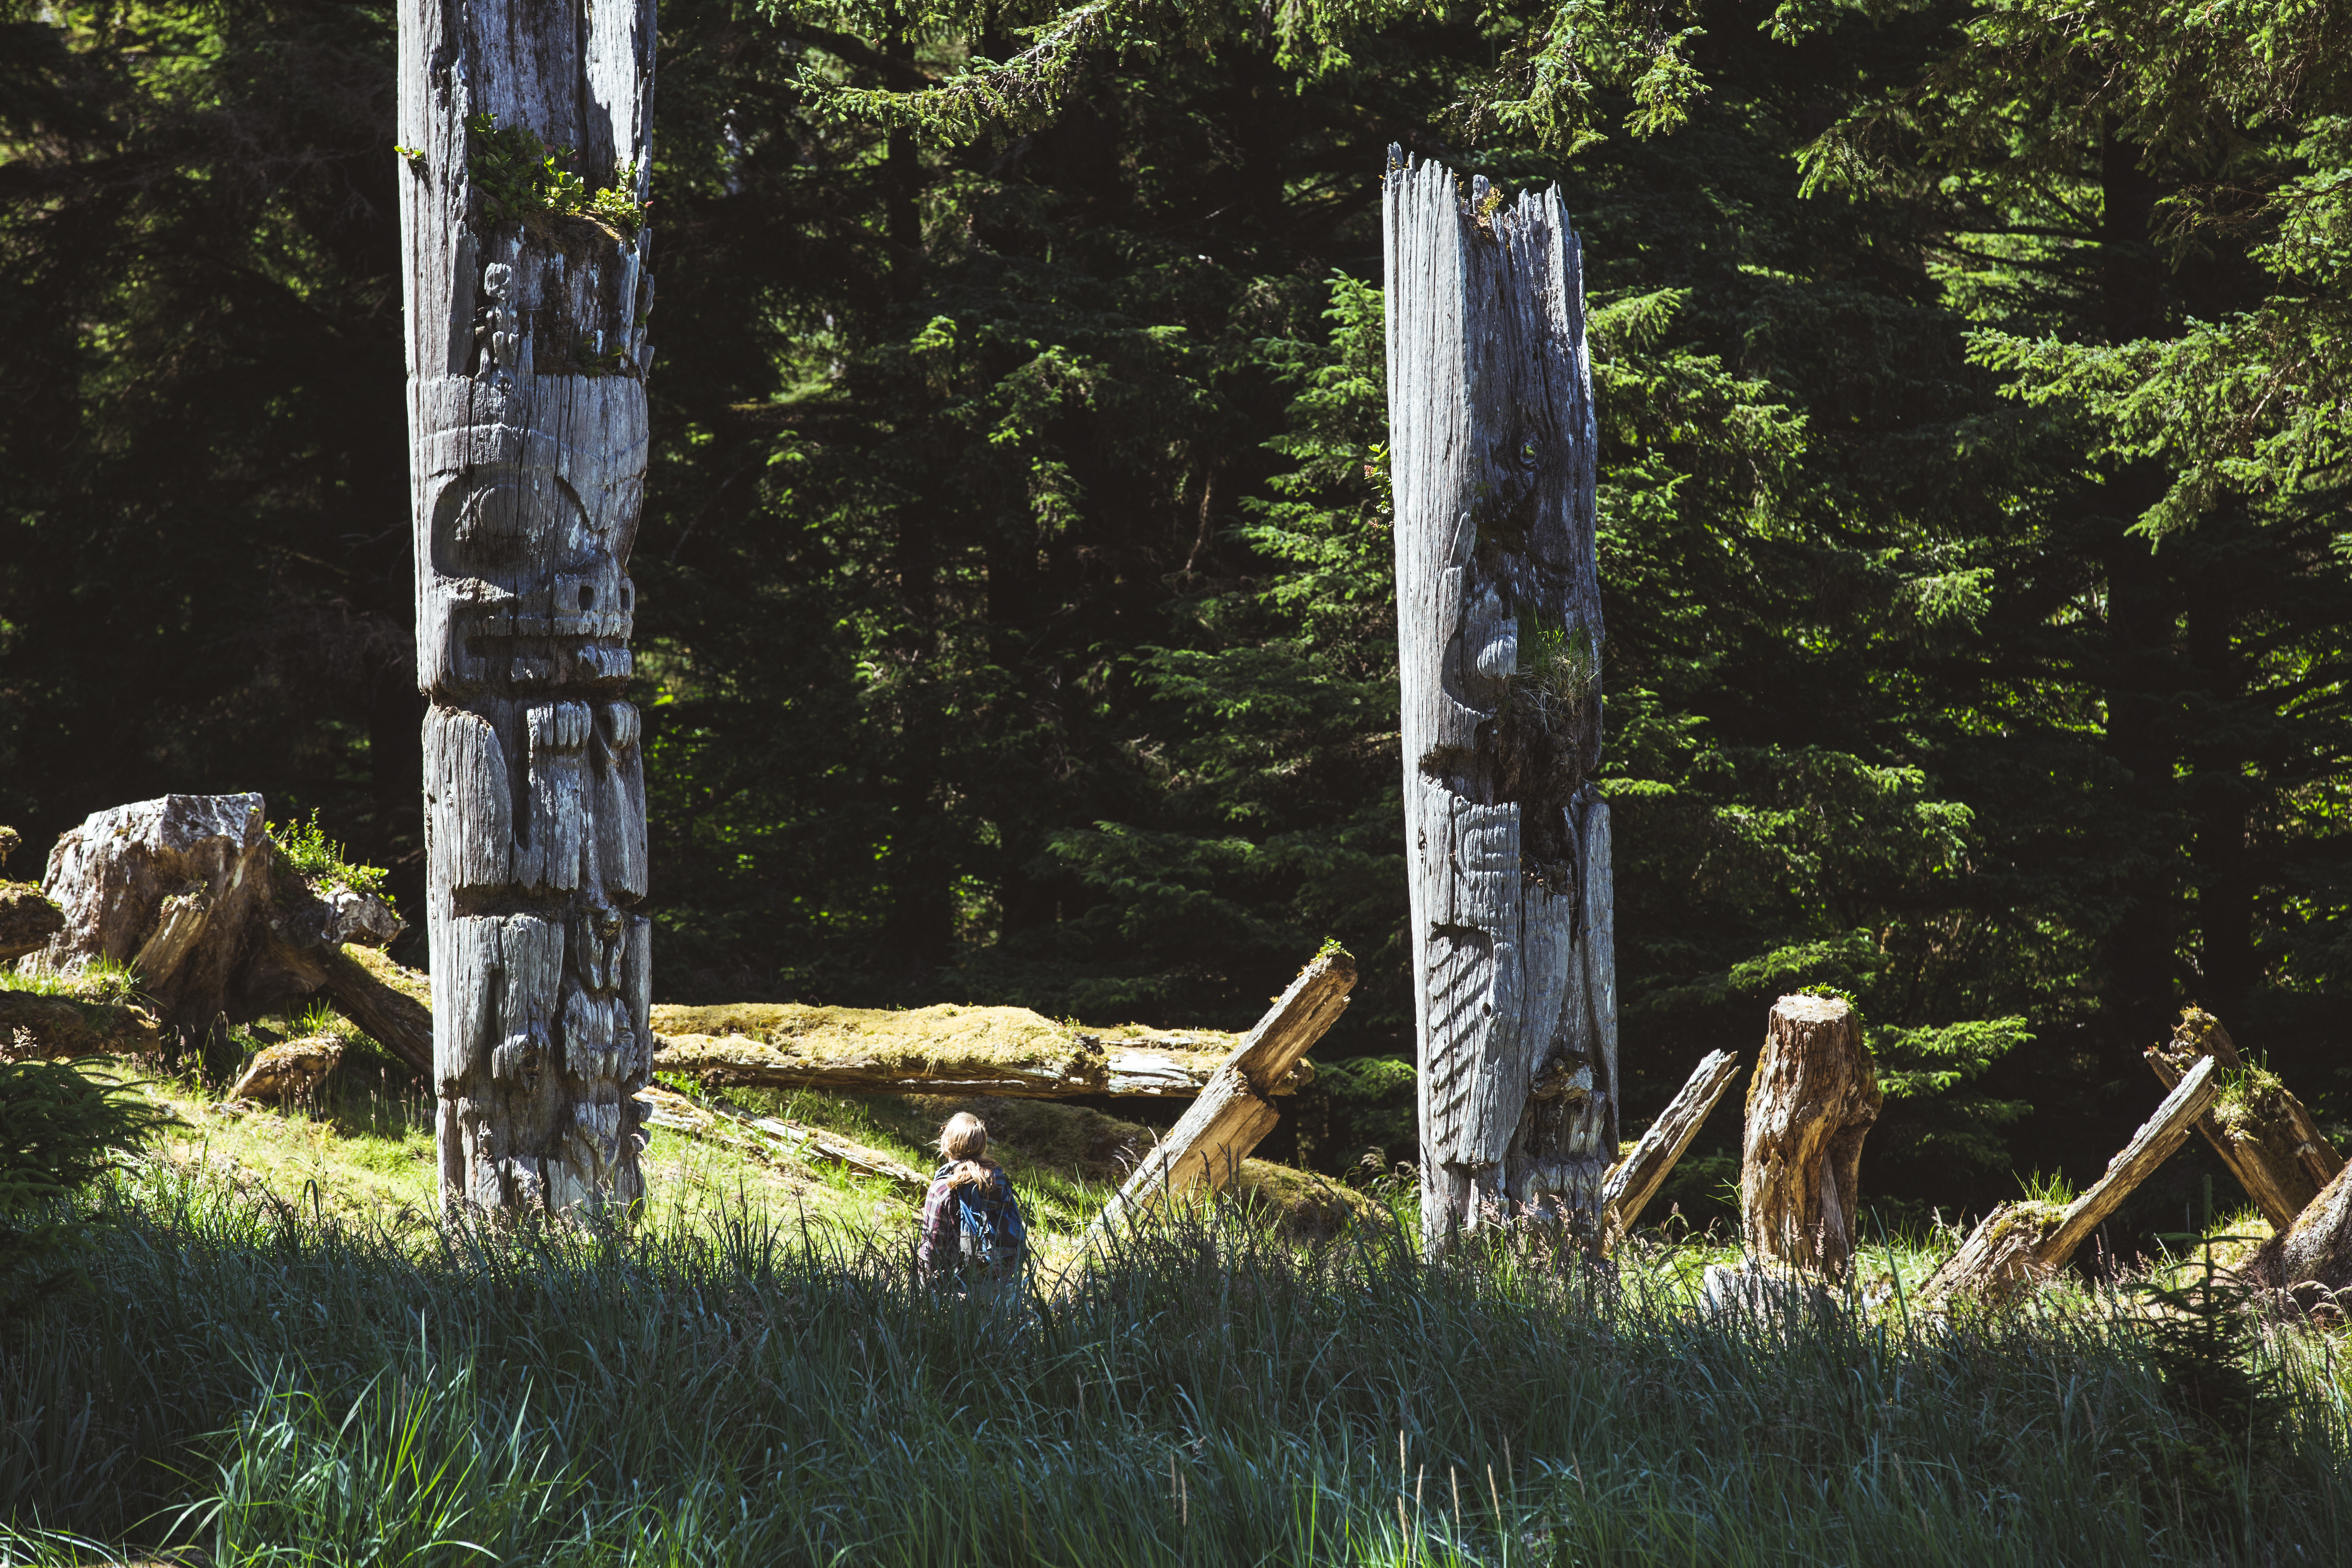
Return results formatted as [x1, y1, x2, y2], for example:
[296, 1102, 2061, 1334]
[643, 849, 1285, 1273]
[2, 1052, 2349, 1565]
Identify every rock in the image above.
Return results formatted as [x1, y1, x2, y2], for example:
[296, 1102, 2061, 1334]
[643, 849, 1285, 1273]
[228, 1034, 344, 1101]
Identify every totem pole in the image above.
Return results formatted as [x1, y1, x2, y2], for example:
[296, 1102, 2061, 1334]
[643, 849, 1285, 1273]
[1382, 151, 1615, 1253]
[398, 0, 657, 1211]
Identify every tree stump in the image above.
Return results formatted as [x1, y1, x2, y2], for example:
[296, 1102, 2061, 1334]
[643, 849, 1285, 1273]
[1919, 1054, 2219, 1308]
[399, 0, 658, 1214]
[1383, 150, 1614, 1253]
[2146, 1007, 2341, 1230]
[1741, 995, 1881, 1275]
[2251, 1158, 2352, 1318]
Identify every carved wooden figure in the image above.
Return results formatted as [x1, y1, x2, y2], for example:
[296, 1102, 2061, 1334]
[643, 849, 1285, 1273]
[398, 0, 657, 1212]
[1382, 151, 1611, 1252]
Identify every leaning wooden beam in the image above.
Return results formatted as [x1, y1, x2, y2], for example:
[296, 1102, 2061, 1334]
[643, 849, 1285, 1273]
[1079, 949, 1357, 1250]
[1602, 1050, 1740, 1241]
[1919, 1054, 2219, 1308]
[318, 943, 434, 1078]
[2144, 1006, 2342, 1231]
[634, 1083, 926, 1191]
[649, 1002, 1306, 1099]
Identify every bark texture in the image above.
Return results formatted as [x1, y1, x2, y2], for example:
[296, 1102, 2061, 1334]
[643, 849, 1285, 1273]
[1919, 1054, 2219, 1308]
[1383, 151, 1613, 1252]
[400, 0, 657, 1214]
[2252, 1158, 2352, 1317]
[1604, 1049, 1739, 1240]
[1741, 995, 1881, 1275]
[1081, 949, 1356, 1246]
[2145, 1007, 2341, 1230]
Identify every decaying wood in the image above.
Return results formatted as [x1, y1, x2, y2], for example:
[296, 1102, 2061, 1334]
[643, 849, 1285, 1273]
[2145, 1007, 2342, 1231]
[649, 1001, 1304, 1099]
[318, 944, 435, 1078]
[0, 829, 64, 963]
[0, 991, 162, 1058]
[2251, 1157, 2352, 1317]
[1384, 151, 1614, 1253]
[229, 1035, 346, 1102]
[634, 1083, 927, 1191]
[1080, 949, 1357, 1247]
[1919, 1054, 2219, 1308]
[401, 0, 658, 1215]
[1742, 995, 1882, 1275]
[1604, 1049, 1740, 1240]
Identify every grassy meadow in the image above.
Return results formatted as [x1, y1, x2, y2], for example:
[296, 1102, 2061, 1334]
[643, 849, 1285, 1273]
[0, 1043, 2347, 1566]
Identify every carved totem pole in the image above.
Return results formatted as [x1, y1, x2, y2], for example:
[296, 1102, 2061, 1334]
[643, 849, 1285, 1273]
[398, 0, 656, 1211]
[1382, 152, 1614, 1253]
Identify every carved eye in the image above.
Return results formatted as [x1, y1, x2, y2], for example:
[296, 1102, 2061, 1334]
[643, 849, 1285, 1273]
[435, 475, 533, 573]
[578, 585, 595, 610]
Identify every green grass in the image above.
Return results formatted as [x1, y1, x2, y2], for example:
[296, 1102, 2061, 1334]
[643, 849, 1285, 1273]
[1, 1158, 2347, 1566]
[0, 956, 143, 1005]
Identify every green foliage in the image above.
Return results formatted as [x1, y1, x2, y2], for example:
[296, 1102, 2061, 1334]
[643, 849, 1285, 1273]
[0, 1061, 169, 1306]
[2129, 1218, 2294, 1516]
[464, 112, 646, 239]
[267, 811, 393, 907]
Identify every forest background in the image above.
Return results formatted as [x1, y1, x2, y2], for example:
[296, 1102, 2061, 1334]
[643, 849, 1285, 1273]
[2, 0, 2346, 1230]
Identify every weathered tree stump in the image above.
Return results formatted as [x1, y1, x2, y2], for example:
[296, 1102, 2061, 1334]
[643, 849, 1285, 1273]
[2251, 1158, 2352, 1318]
[1604, 1049, 1740, 1241]
[1383, 150, 1614, 1253]
[1741, 995, 1881, 1275]
[2145, 1007, 2341, 1230]
[1918, 1054, 2219, 1308]
[400, 0, 659, 1213]
[1081, 949, 1356, 1249]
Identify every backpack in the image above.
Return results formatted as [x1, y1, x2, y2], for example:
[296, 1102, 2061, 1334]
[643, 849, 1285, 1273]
[949, 1168, 1027, 1272]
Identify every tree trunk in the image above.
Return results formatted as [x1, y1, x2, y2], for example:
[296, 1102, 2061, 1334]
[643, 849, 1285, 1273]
[1383, 150, 1613, 1254]
[1920, 1054, 2219, 1308]
[1741, 995, 1881, 1276]
[399, 0, 658, 1213]
[1604, 1049, 1739, 1241]
[1079, 947, 1355, 1247]
[2145, 1006, 2341, 1230]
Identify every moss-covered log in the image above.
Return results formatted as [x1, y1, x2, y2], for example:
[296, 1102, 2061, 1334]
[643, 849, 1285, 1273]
[2145, 1007, 2342, 1230]
[650, 1001, 1311, 1099]
[2252, 1158, 2352, 1317]
[0, 990, 162, 1058]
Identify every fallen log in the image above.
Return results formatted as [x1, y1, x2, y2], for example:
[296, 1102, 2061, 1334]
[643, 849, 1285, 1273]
[1079, 947, 1356, 1250]
[634, 1083, 928, 1191]
[1918, 1054, 2219, 1308]
[649, 1001, 1307, 1099]
[1743, 995, 1881, 1276]
[318, 943, 434, 1078]
[1604, 1049, 1740, 1241]
[0, 989, 162, 1058]
[2145, 1007, 2342, 1231]
[0, 827, 65, 963]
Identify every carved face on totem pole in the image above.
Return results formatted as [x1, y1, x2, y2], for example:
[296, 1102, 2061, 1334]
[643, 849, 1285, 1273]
[418, 368, 651, 1213]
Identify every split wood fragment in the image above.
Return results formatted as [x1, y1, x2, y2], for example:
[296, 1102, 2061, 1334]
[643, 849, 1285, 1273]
[1919, 1054, 2219, 1308]
[1603, 1049, 1740, 1240]
[1079, 949, 1357, 1252]
[2144, 1006, 2341, 1231]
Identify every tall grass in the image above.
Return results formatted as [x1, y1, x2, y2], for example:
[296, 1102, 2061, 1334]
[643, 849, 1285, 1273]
[2, 1164, 2346, 1565]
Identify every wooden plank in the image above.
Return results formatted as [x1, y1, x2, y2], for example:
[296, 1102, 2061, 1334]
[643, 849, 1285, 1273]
[1920, 1054, 2218, 1307]
[1079, 949, 1356, 1248]
[1603, 1049, 1739, 1240]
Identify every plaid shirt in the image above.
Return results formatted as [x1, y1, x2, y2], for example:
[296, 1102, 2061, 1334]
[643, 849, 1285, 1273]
[918, 1163, 1019, 1274]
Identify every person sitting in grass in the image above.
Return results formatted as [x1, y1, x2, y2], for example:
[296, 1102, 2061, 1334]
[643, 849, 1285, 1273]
[918, 1112, 1029, 1281]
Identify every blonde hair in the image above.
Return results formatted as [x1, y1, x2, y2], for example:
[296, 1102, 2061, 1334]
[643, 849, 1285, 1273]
[937, 1112, 996, 1186]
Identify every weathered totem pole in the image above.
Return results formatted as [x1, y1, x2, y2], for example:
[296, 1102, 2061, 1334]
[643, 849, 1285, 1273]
[1382, 151, 1613, 1253]
[398, 0, 656, 1212]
